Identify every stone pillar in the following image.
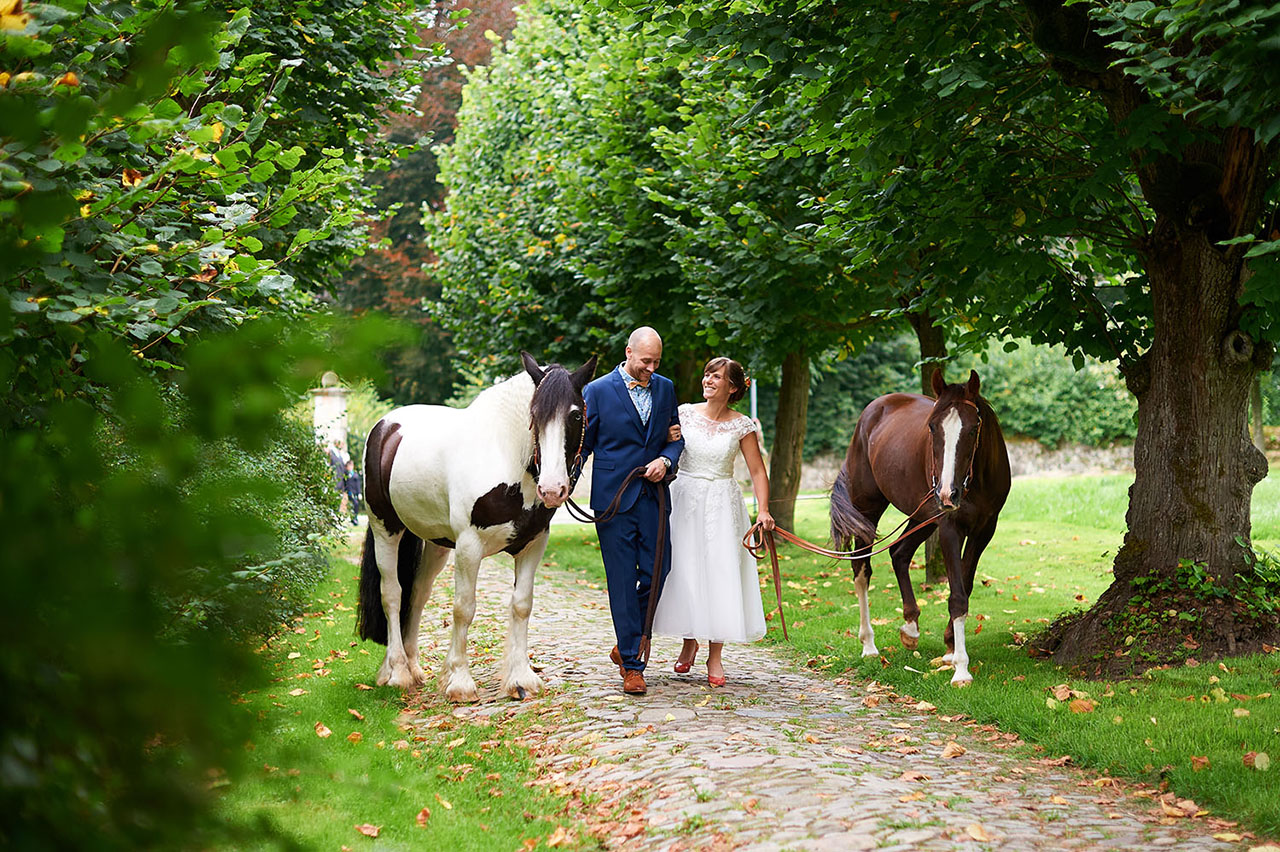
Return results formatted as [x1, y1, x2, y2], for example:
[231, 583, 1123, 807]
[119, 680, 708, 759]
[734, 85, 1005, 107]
[310, 371, 350, 451]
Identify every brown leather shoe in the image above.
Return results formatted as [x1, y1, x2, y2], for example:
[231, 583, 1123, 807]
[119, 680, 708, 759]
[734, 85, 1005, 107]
[622, 669, 646, 695]
[609, 646, 624, 677]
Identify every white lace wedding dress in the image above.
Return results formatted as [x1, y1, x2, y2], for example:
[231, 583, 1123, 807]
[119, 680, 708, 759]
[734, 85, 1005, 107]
[653, 404, 766, 643]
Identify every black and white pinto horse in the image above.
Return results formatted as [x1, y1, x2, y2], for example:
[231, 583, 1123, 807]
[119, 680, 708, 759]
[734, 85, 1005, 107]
[356, 352, 596, 701]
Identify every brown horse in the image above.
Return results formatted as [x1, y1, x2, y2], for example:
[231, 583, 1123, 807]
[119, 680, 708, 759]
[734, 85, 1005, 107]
[830, 370, 1010, 685]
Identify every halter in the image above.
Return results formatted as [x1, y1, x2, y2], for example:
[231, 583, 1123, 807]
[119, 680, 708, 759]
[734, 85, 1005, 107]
[928, 397, 982, 502]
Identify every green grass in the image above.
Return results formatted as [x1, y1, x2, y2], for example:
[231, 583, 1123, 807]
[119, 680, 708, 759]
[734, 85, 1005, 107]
[546, 469, 1280, 836]
[214, 542, 580, 851]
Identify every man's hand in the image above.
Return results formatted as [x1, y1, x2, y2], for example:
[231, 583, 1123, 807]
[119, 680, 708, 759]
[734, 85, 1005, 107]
[667, 423, 682, 442]
[643, 458, 668, 482]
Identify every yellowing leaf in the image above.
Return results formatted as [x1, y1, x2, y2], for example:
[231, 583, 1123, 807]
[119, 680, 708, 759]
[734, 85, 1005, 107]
[121, 168, 143, 187]
[416, 806, 430, 827]
[941, 741, 966, 759]
[315, 722, 332, 738]
[966, 824, 993, 842]
[1069, 698, 1097, 714]
[354, 823, 380, 837]
[1051, 795, 1069, 805]
[1213, 833, 1243, 842]
[546, 826, 569, 848]
[899, 791, 926, 802]
[347, 732, 363, 744]
[435, 793, 452, 810]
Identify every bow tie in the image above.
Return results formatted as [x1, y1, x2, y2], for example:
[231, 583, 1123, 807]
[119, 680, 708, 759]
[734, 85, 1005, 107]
[626, 379, 649, 390]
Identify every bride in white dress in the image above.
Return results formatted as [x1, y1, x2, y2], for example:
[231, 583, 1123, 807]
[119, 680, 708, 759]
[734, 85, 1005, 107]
[652, 357, 774, 686]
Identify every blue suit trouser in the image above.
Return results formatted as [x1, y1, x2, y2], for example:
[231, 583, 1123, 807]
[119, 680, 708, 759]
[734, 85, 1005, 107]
[595, 486, 672, 672]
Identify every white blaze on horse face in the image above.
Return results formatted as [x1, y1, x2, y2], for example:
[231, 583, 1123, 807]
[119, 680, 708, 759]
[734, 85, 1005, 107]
[535, 408, 572, 507]
[936, 408, 963, 507]
[854, 570, 879, 658]
[950, 615, 972, 685]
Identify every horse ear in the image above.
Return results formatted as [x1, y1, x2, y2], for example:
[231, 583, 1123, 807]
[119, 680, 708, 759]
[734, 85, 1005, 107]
[929, 368, 946, 398]
[967, 369, 980, 397]
[521, 351, 545, 385]
[571, 355, 598, 390]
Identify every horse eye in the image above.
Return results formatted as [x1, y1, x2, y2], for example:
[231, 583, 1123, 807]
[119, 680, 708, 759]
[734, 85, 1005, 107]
[571, 411, 582, 421]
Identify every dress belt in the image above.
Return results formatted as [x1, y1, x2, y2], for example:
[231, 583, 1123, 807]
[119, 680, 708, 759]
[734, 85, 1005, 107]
[677, 470, 731, 482]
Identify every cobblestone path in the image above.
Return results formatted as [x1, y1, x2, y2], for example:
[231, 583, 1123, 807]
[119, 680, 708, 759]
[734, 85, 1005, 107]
[403, 560, 1270, 852]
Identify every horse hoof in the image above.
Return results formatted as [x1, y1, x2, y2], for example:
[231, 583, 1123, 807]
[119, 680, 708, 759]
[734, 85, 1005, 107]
[899, 631, 919, 651]
[515, 686, 526, 700]
[950, 674, 973, 687]
[861, 647, 880, 659]
[444, 685, 479, 703]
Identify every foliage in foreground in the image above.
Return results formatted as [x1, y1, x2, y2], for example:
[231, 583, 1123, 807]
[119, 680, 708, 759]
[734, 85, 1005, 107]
[1, 0, 431, 425]
[545, 473, 1280, 835]
[0, 317, 399, 849]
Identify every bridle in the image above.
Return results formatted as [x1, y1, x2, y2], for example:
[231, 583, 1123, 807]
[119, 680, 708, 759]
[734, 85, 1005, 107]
[928, 397, 982, 505]
[526, 396, 587, 486]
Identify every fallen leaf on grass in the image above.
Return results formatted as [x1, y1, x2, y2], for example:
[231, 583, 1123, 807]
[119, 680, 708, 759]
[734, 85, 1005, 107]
[315, 722, 332, 738]
[347, 732, 363, 744]
[1190, 756, 1210, 772]
[435, 793, 453, 810]
[288, 688, 308, 697]
[348, 708, 364, 722]
[546, 826, 569, 847]
[416, 807, 430, 827]
[355, 683, 374, 691]
[354, 824, 380, 837]
[966, 824, 993, 842]
[287, 652, 301, 660]
[1243, 752, 1271, 771]
[941, 742, 966, 759]
[1069, 699, 1097, 714]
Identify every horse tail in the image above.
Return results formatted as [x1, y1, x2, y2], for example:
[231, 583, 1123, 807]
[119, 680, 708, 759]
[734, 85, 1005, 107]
[356, 528, 425, 645]
[830, 465, 876, 550]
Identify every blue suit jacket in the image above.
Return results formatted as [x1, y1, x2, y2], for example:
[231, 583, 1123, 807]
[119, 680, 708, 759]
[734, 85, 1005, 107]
[581, 369, 684, 514]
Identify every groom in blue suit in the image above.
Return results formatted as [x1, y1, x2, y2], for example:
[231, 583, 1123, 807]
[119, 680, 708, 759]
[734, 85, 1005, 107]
[580, 327, 684, 695]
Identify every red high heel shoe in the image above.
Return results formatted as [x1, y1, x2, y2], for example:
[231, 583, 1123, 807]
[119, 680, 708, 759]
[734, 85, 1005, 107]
[673, 641, 699, 673]
[707, 669, 726, 687]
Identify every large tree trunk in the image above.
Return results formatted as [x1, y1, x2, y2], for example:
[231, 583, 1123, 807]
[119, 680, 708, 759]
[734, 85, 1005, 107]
[769, 347, 810, 532]
[906, 307, 947, 585]
[1047, 180, 1273, 664]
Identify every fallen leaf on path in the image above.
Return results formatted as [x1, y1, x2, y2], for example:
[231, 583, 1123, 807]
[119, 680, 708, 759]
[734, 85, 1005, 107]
[899, 770, 931, 782]
[315, 722, 332, 738]
[913, 701, 936, 712]
[1051, 796, 1069, 805]
[899, 791, 926, 803]
[1212, 833, 1242, 842]
[354, 824, 380, 837]
[416, 807, 430, 827]
[862, 695, 881, 707]
[941, 742, 966, 759]
[966, 824, 993, 842]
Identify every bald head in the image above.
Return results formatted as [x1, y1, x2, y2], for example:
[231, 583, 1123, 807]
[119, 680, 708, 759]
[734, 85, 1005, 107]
[627, 326, 661, 349]
[623, 327, 663, 386]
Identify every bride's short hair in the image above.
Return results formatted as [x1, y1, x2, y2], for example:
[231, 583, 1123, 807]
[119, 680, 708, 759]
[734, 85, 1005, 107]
[704, 357, 748, 404]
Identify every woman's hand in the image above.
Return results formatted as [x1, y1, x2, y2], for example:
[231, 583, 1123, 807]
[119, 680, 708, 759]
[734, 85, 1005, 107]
[667, 423, 682, 442]
[757, 509, 776, 531]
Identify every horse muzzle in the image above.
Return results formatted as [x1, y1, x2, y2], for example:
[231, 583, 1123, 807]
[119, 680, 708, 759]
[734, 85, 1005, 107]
[538, 484, 570, 508]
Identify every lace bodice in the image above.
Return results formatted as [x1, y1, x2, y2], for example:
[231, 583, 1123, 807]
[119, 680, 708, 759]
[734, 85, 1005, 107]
[676, 404, 760, 480]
